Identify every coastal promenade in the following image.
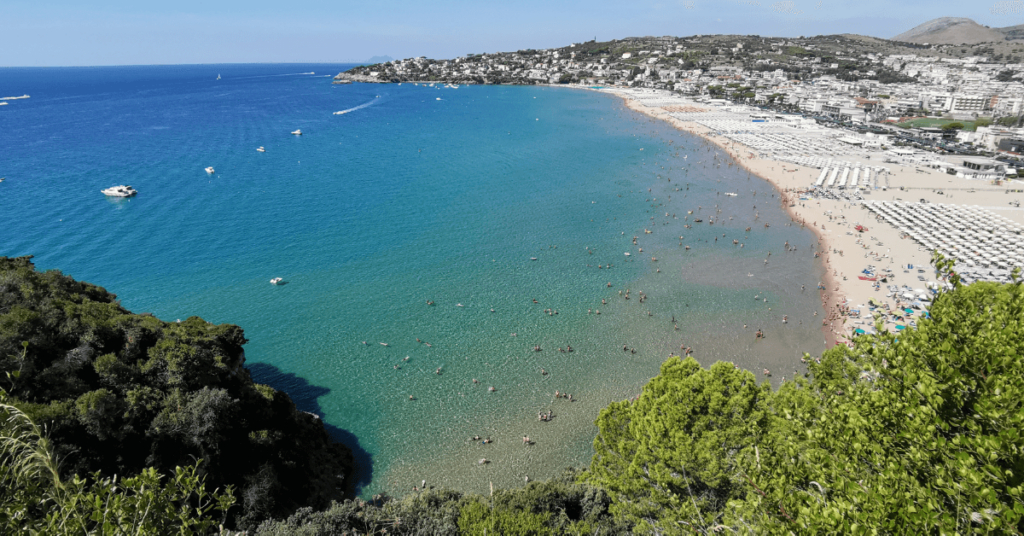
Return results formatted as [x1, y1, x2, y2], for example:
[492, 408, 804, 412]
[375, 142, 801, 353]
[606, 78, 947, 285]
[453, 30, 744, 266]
[598, 87, 1024, 344]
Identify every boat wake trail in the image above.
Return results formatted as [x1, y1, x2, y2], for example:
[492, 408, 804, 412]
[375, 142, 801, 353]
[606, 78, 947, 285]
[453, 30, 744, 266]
[333, 98, 380, 116]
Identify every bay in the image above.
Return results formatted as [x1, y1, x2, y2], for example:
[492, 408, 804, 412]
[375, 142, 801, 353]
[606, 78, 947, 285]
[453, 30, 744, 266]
[0, 64, 827, 496]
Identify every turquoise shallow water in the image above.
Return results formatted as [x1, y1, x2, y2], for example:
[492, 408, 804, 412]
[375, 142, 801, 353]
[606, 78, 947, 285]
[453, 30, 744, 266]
[1, 65, 828, 496]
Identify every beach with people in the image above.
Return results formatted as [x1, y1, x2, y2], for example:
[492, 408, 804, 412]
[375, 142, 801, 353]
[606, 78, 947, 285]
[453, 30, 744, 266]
[606, 87, 1024, 344]
[4, 73, 843, 498]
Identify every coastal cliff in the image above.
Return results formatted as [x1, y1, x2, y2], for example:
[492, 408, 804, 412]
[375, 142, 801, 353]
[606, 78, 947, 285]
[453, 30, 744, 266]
[0, 256, 354, 530]
[333, 72, 382, 84]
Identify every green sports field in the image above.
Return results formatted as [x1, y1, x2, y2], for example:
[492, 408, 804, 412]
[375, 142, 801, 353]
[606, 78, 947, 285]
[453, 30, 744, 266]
[896, 117, 983, 131]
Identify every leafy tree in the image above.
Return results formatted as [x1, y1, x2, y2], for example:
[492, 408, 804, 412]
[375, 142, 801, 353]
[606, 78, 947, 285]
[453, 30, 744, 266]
[458, 499, 553, 535]
[1, 392, 235, 534]
[255, 469, 624, 535]
[732, 260, 1024, 532]
[588, 358, 773, 533]
[0, 256, 353, 529]
[589, 255, 1024, 533]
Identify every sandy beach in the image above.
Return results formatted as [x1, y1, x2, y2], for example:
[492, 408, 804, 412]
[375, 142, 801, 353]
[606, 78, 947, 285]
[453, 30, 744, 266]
[614, 92, 1024, 344]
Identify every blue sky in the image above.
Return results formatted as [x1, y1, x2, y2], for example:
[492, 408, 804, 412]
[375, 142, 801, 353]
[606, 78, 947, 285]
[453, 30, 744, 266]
[3, 0, 1022, 66]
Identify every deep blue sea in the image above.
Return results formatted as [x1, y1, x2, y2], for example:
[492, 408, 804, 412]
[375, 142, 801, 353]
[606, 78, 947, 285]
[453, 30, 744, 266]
[1, 64, 828, 496]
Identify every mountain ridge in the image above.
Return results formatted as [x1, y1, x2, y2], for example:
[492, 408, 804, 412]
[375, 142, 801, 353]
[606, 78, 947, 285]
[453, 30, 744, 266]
[893, 17, 1024, 44]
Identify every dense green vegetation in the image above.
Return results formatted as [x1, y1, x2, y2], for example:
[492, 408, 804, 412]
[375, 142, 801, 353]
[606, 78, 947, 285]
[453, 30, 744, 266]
[586, 258, 1024, 533]
[3, 254, 1023, 533]
[0, 256, 353, 530]
[255, 469, 628, 535]
[2, 394, 235, 533]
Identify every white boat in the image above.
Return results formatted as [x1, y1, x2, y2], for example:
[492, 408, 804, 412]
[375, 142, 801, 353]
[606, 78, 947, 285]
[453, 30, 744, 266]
[216, 74, 221, 80]
[257, 147, 265, 152]
[725, 192, 738, 197]
[270, 277, 283, 285]
[101, 185, 137, 197]
[291, 129, 302, 135]
[205, 167, 215, 174]
[0, 103, 7, 106]
[333, 110, 350, 115]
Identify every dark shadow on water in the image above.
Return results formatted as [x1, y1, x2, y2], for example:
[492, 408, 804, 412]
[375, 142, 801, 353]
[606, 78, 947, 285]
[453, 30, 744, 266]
[247, 362, 373, 497]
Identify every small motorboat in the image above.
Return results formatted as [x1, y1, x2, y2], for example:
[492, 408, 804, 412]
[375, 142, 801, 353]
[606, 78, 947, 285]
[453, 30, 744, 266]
[530, 257, 538, 261]
[205, 167, 215, 174]
[725, 192, 738, 197]
[257, 147, 265, 152]
[291, 129, 302, 135]
[270, 277, 283, 285]
[101, 185, 137, 197]
[624, 252, 631, 256]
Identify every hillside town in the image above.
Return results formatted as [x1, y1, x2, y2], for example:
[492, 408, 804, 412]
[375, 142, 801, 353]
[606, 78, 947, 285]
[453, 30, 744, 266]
[339, 33, 1024, 171]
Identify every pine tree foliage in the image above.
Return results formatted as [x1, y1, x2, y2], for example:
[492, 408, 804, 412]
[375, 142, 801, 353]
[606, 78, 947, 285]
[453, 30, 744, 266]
[589, 259, 1024, 534]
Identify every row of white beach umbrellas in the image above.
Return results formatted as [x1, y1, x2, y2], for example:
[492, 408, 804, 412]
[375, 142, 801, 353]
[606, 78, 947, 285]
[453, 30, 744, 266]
[865, 201, 1024, 270]
[813, 163, 886, 189]
[725, 131, 855, 158]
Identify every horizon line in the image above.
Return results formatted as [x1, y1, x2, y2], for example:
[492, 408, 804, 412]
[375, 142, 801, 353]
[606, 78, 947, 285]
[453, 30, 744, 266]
[0, 61, 371, 69]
